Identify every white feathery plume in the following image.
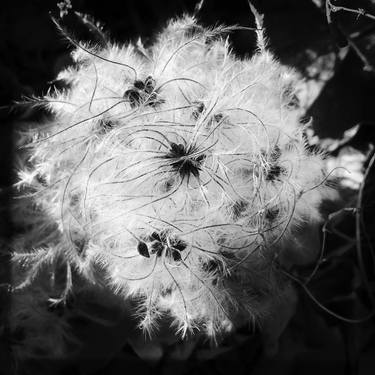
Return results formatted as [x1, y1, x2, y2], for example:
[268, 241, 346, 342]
[11, 12, 335, 357]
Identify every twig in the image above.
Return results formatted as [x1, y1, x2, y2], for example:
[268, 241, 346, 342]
[326, 0, 375, 21]
[325, 0, 375, 71]
[281, 268, 375, 324]
[325, 0, 375, 72]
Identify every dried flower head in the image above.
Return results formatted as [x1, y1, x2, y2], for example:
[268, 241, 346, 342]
[12, 13, 334, 356]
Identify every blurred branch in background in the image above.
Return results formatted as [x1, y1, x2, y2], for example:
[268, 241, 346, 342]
[326, 0, 375, 21]
[324, 0, 375, 71]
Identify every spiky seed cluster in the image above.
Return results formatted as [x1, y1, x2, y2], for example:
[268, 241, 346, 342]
[12, 15, 334, 356]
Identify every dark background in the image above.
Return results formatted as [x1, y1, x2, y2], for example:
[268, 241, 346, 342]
[1, 0, 375, 374]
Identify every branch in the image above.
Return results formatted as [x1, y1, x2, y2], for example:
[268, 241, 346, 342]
[325, 0, 375, 72]
[326, 0, 375, 21]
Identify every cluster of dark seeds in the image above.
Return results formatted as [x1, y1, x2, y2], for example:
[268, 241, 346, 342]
[231, 200, 248, 220]
[123, 76, 164, 108]
[265, 145, 286, 181]
[191, 101, 223, 123]
[73, 237, 87, 256]
[163, 142, 206, 179]
[202, 259, 219, 273]
[192, 101, 205, 120]
[137, 231, 187, 261]
[265, 207, 280, 221]
[282, 85, 300, 109]
[97, 118, 115, 134]
[266, 164, 285, 181]
[35, 173, 47, 186]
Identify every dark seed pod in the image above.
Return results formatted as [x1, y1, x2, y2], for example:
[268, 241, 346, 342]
[266, 164, 286, 181]
[213, 113, 223, 123]
[173, 239, 186, 252]
[70, 193, 80, 207]
[146, 92, 164, 107]
[270, 145, 282, 162]
[35, 173, 47, 186]
[265, 207, 280, 221]
[165, 142, 206, 179]
[161, 286, 173, 296]
[158, 230, 168, 242]
[73, 238, 86, 256]
[150, 232, 161, 242]
[124, 89, 142, 108]
[170, 142, 185, 154]
[137, 241, 150, 258]
[98, 118, 115, 134]
[133, 80, 145, 90]
[196, 154, 206, 164]
[192, 101, 205, 120]
[161, 178, 175, 192]
[144, 76, 156, 94]
[171, 249, 182, 262]
[282, 86, 300, 109]
[151, 241, 164, 256]
[202, 260, 219, 273]
[232, 200, 248, 219]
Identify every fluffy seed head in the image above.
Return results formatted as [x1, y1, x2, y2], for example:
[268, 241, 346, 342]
[12, 14, 335, 350]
